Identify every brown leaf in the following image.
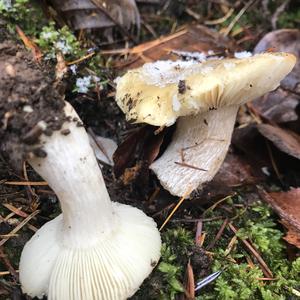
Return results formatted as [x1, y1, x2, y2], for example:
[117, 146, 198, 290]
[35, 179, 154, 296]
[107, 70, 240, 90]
[252, 29, 300, 124]
[257, 124, 300, 160]
[142, 129, 166, 164]
[269, 188, 300, 230]
[114, 124, 170, 178]
[113, 126, 149, 177]
[116, 24, 236, 69]
[16, 26, 42, 63]
[185, 260, 195, 300]
[212, 151, 261, 187]
[261, 188, 300, 231]
[260, 188, 300, 249]
[281, 219, 300, 249]
[254, 29, 300, 91]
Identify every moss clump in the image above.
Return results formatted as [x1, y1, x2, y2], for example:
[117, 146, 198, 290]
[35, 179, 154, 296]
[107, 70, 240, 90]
[133, 196, 300, 300]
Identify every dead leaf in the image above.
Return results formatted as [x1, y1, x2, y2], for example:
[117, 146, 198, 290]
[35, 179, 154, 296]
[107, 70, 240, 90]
[260, 188, 300, 249]
[113, 126, 149, 177]
[121, 162, 143, 185]
[16, 26, 42, 63]
[257, 124, 300, 160]
[281, 219, 300, 249]
[212, 151, 261, 187]
[50, 0, 140, 43]
[252, 29, 300, 124]
[261, 188, 300, 230]
[116, 24, 236, 69]
[142, 129, 166, 164]
[185, 260, 195, 300]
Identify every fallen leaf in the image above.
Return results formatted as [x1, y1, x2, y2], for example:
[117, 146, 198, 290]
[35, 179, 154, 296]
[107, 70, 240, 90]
[212, 151, 262, 187]
[252, 29, 300, 124]
[113, 126, 149, 177]
[50, 0, 140, 30]
[261, 188, 300, 231]
[16, 25, 42, 63]
[281, 219, 300, 249]
[254, 29, 300, 91]
[260, 188, 300, 249]
[116, 24, 236, 69]
[257, 124, 300, 160]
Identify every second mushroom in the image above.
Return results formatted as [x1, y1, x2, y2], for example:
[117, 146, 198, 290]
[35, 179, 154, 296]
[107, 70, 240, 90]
[115, 53, 296, 196]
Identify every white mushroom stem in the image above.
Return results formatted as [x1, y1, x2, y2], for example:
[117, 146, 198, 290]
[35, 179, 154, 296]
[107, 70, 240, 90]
[28, 106, 115, 247]
[150, 106, 238, 196]
[19, 103, 161, 300]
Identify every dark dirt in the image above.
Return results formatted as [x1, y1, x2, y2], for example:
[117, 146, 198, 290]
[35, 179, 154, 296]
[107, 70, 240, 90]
[0, 40, 65, 170]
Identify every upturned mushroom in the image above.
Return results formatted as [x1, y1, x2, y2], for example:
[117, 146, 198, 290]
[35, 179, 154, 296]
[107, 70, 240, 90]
[0, 40, 161, 300]
[115, 53, 296, 196]
[19, 102, 161, 299]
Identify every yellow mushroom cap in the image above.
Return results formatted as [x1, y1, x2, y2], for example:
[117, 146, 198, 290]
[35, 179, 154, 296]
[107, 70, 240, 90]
[115, 52, 296, 127]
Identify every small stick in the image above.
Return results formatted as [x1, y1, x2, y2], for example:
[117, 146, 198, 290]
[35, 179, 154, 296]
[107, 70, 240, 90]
[147, 187, 160, 204]
[195, 219, 203, 246]
[202, 194, 236, 216]
[3, 181, 48, 186]
[67, 52, 95, 66]
[175, 161, 207, 172]
[159, 188, 192, 231]
[206, 218, 229, 250]
[228, 223, 273, 278]
[151, 203, 175, 218]
[0, 210, 40, 247]
[223, 0, 255, 36]
[0, 247, 18, 281]
[2, 204, 28, 218]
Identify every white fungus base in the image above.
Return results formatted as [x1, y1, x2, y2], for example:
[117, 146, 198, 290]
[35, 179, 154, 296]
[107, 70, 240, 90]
[150, 106, 238, 197]
[19, 202, 161, 300]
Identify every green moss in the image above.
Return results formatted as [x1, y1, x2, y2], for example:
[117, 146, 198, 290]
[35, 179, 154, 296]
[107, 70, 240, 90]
[0, 0, 46, 36]
[134, 196, 300, 300]
[36, 22, 82, 60]
[277, 10, 300, 28]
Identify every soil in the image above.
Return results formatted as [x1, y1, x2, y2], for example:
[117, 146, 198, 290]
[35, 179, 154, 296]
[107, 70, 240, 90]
[0, 40, 65, 171]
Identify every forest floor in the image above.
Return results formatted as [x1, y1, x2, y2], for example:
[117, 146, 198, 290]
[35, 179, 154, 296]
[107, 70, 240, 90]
[0, 1, 300, 299]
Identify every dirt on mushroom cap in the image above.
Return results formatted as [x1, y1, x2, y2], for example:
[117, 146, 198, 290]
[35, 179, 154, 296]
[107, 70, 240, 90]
[0, 40, 66, 169]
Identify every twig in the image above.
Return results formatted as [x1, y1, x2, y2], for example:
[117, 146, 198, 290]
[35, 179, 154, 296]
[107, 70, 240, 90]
[151, 203, 175, 218]
[271, 0, 290, 29]
[175, 161, 207, 172]
[66, 52, 95, 66]
[0, 210, 40, 246]
[223, 1, 255, 36]
[265, 140, 283, 185]
[3, 181, 48, 186]
[228, 223, 273, 278]
[202, 194, 236, 216]
[195, 219, 203, 246]
[159, 188, 192, 231]
[206, 218, 229, 250]
[2, 204, 28, 218]
[205, 8, 234, 25]
[0, 247, 18, 281]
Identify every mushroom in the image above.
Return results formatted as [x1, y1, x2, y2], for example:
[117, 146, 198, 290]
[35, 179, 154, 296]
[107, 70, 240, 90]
[19, 102, 161, 299]
[115, 53, 296, 196]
